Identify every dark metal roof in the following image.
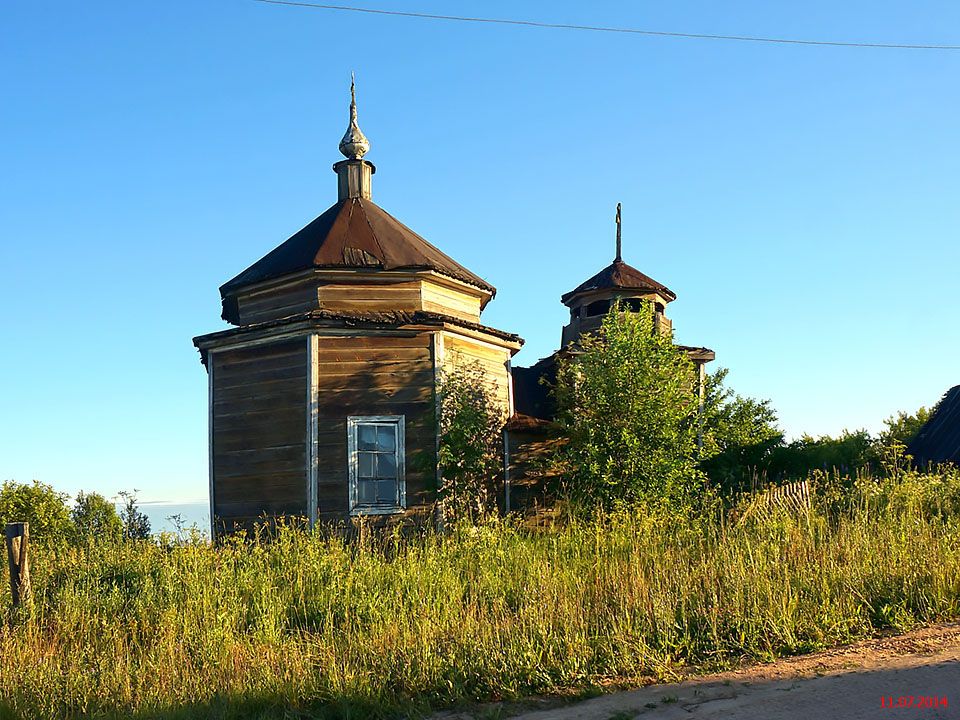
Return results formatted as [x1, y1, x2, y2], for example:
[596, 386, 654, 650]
[560, 259, 676, 305]
[907, 385, 960, 466]
[220, 198, 496, 296]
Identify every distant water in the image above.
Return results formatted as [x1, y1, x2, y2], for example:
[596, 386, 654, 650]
[137, 500, 209, 535]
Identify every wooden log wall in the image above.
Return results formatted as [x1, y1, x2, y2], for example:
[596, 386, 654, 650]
[235, 280, 320, 325]
[442, 333, 512, 414]
[314, 332, 437, 522]
[316, 280, 422, 315]
[211, 339, 308, 533]
[233, 275, 485, 326]
[420, 280, 482, 322]
[505, 430, 563, 514]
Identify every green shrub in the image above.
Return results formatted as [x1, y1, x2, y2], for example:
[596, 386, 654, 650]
[0, 479, 73, 544]
[117, 490, 151, 540]
[71, 491, 123, 543]
[436, 361, 506, 521]
[551, 302, 705, 513]
[699, 367, 782, 494]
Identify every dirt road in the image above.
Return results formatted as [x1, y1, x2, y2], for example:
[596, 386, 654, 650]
[515, 623, 960, 720]
[445, 623, 960, 720]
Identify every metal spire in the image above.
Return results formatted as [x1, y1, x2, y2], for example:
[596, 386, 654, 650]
[615, 202, 622, 262]
[339, 72, 370, 160]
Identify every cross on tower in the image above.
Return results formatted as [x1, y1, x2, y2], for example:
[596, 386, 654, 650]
[615, 202, 622, 262]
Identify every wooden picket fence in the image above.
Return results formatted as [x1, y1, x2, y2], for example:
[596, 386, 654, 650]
[735, 479, 812, 526]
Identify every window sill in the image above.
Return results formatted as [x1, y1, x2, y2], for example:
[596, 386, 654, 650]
[350, 506, 405, 516]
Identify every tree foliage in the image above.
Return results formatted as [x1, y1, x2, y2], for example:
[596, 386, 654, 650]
[436, 361, 506, 521]
[699, 371, 935, 494]
[550, 302, 705, 512]
[698, 367, 782, 493]
[0, 479, 73, 543]
[72, 491, 123, 542]
[117, 490, 152, 540]
[879, 406, 931, 450]
[0, 481, 151, 544]
[767, 430, 876, 479]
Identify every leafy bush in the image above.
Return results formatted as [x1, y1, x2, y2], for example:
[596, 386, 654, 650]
[699, 367, 782, 494]
[71, 491, 123, 543]
[117, 490, 151, 540]
[436, 361, 506, 521]
[767, 429, 876, 480]
[550, 301, 705, 512]
[700, 387, 934, 495]
[879, 406, 932, 450]
[0, 479, 73, 544]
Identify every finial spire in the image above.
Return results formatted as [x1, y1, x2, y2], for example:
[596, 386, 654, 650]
[339, 72, 370, 160]
[615, 202, 622, 262]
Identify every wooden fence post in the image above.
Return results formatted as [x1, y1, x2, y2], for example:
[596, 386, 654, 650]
[5, 522, 31, 609]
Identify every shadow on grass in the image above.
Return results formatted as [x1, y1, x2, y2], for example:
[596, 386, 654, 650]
[0, 692, 431, 720]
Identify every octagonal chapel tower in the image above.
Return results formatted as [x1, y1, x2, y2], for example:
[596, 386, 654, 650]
[194, 80, 522, 537]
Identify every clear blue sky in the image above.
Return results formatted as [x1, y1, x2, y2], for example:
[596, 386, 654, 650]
[2, 1, 958, 503]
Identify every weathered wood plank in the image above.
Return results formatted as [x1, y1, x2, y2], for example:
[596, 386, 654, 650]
[318, 364, 433, 379]
[215, 365, 308, 390]
[314, 349, 430, 364]
[421, 279, 482, 322]
[315, 386, 432, 404]
[215, 500, 307, 517]
[216, 473, 307, 503]
[213, 407, 307, 425]
[214, 390, 307, 414]
[216, 459, 306, 479]
[318, 334, 431, 350]
[213, 340, 307, 366]
[5, 522, 30, 609]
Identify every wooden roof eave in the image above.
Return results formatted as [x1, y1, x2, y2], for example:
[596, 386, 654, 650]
[219, 267, 495, 307]
[561, 287, 676, 309]
[677, 345, 716, 363]
[437, 321, 524, 355]
[192, 310, 522, 365]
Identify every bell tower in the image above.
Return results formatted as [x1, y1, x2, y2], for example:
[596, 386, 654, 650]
[560, 203, 675, 347]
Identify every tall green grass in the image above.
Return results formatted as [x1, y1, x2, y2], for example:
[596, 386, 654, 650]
[1, 468, 959, 719]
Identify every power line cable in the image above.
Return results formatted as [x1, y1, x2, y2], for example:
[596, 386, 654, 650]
[252, 0, 960, 51]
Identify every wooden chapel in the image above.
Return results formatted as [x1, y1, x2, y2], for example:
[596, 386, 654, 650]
[194, 80, 522, 537]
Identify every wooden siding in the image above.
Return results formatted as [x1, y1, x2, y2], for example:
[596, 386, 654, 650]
[235, 281, 319, 325]
[420, 279, 482, 323]
[211, 339, 308, 533]
[442, 333, 512, 414]
[232, 273, 487, 325]
[506, 429, 563, 515]
[317, 280, 422, 314]
[313, 333, 437, 522]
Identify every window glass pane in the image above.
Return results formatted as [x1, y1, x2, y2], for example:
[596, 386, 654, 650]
[376, 425, 396, 452]
[358, 424, 377, 451]
[351, 418, 403, 510]
[376, 479, 397, 505]
[376, 452, 397, 479]
[358, 452, 375, 478]
[358, 478, 376, 504]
